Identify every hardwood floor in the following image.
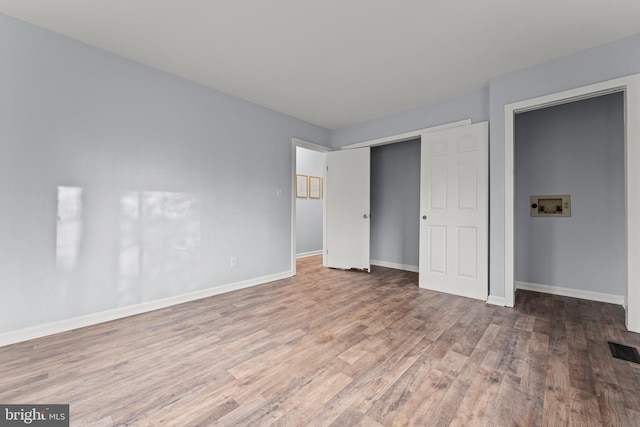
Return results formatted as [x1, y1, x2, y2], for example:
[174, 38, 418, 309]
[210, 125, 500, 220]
[1, 255, 639, 426]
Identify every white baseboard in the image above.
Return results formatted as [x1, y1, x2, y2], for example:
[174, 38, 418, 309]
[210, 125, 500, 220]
[370, 259, 419, 273]
[486, 295, 507, 306]
[296, 250, 323, 259]
[516, 281, 626, 307]
[0, 270, 293, 347]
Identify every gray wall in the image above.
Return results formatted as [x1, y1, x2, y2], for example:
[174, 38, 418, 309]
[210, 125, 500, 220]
[514, 93, 624, 295]
[0, 14, 330, 333]
[370, 140, 420, 268]
[295, 147, 324, 255]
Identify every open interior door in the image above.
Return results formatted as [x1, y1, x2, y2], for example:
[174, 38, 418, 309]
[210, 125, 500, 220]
[325, 147, 370, 270]
[419, 122, 488, 300]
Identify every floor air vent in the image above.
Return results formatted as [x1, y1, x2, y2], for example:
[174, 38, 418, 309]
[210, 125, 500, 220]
[608, 342, 640, 364]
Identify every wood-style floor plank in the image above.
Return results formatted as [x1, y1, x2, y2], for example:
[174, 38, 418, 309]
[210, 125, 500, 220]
[1, 255, 639, 426]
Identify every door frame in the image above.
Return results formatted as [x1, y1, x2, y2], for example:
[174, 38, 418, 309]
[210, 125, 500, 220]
[338, 119, 473, 269]
[293, 119, 474, 276]
[291, 138, 331, 275]
[341, 119, 471, 150]
[503, 73, 640, 332]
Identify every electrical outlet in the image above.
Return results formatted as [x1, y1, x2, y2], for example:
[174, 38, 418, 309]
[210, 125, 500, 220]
[230, 256, 238, 268]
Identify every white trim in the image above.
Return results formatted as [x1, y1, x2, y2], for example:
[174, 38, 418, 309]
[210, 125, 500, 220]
[371, 259, 419, 273]
[0, 270, 293, 347]
[486, 295, 506, 306]
[292, 138, 332, 152]
[503, 73, 640, 332]
[504, 104, 515, 308]
[341, 119, 471, 150]
[291, 139, 331, 275]
[516, 281, 626, 307]
[296, 250, 323, 259]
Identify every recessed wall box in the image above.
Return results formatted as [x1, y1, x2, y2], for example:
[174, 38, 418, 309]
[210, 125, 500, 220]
[530, 194, 571, 217]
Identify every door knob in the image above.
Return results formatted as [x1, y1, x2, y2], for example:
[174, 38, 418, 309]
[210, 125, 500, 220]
[422, 215, 427, 220]
[363, 214, 369, 219]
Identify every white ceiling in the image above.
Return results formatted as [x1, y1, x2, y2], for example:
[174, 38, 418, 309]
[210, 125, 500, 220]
[2, 1, 640, 129]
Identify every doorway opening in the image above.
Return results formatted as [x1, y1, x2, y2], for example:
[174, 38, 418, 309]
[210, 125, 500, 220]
[503, 73, 640, 332]
[291, 139, 330, 276]
[514, 92, 625, 304]
[329, 119, 488, 301]
[370, 139, 421, 272]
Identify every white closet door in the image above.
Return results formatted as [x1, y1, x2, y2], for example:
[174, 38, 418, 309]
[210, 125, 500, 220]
[419, 122, 488, 300]
[325, 148, 370, 270]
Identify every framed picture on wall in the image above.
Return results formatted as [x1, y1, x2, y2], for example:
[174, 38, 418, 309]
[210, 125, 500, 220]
[296, 174, 308, 198]
[309, 176, 322, 199]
